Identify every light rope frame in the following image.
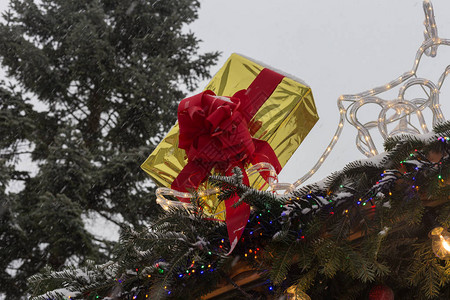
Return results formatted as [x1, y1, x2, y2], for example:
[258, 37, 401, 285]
[289, 0, 449, 190]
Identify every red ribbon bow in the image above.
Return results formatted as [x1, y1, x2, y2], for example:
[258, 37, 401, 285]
[172, 68, 284, 252]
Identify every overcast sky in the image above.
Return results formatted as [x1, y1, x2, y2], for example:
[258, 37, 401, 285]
[0, 0, 449, 187]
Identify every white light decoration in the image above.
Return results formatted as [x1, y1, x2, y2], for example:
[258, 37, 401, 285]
[156, 0, 449, 206]
[289, 0, 449, 190]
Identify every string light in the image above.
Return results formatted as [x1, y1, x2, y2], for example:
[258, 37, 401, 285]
[430, 227, 450, 259]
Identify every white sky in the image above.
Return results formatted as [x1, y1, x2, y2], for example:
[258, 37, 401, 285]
[0, 0, 449, 187]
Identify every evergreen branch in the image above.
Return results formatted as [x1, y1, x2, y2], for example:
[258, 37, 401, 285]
[270, 240, 299, 284]
[218, 270, 254, 299]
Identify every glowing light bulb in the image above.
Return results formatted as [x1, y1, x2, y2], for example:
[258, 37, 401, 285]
[430, 227, 450, 259]
[442, 237, 450, 252]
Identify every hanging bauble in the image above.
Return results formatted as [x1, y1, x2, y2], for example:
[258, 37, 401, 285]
[369, 284, 394, 300]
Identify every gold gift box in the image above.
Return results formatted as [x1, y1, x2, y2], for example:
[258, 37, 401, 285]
[141, 53, 319, 193]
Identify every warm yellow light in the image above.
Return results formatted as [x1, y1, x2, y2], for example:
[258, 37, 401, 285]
[430, 227, 450, 259]
[286, 285, 311, 300]
[441, 235, 450, 252]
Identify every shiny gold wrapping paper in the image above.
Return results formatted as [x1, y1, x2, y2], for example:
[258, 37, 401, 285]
[141, 54, 319, 214]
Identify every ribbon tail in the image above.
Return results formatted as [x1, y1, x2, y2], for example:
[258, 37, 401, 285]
[171, 160, 213, 202]
[224, 169, 250, 255]
[225, 194, 250, 255]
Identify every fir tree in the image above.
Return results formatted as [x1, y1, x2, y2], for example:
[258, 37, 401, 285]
[0, 0, 218, 298]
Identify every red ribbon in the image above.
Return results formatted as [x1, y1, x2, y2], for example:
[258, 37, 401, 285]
[172, 68, 284, 252]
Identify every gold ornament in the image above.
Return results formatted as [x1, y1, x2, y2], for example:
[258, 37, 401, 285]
[285, 285, 311, 300]
[430, 227, 450, 259]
